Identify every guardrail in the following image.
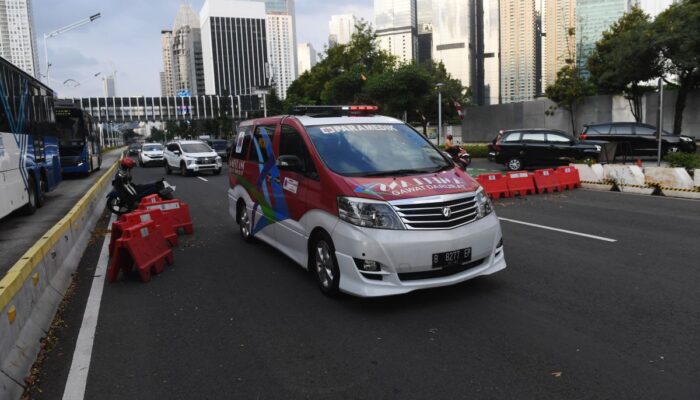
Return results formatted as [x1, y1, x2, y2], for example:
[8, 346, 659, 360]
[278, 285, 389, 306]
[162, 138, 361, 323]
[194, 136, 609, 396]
[0, 151, 122, 399]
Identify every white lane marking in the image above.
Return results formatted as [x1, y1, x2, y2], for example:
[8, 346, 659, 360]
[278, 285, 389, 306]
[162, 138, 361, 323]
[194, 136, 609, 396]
[498, 217, 617, 243]
[197, 176, 208, 182]
[62, 214, 116, 400]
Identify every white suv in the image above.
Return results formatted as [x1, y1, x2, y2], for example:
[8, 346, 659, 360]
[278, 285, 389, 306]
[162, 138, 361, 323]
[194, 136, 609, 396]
[138, 143, 165, 167]
[164, 140, 222, 176]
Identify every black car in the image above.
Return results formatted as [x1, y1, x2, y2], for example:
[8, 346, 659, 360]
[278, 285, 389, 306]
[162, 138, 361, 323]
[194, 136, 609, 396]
[127, 143, 141, 156]
[207, 139, 229, 159]
[491, 129, 602, 171]
[581, 122, 696, 156]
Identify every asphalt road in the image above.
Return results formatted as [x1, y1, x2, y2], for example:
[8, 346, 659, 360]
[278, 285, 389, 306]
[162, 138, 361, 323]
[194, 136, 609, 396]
[30, 160, 700, 399]
[0, 149, 123, 276]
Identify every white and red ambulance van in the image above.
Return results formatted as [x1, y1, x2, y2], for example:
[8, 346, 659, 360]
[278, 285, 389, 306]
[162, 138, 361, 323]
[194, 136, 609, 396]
[228, 106, 506, 297]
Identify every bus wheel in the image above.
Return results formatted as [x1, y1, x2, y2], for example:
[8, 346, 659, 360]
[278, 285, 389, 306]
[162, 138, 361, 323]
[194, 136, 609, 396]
[36, 175, 48, 208]
[21, 176, 38, 215]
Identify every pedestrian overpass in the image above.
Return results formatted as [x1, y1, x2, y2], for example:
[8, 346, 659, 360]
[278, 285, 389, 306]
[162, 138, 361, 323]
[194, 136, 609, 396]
[57, 94, 263, 123]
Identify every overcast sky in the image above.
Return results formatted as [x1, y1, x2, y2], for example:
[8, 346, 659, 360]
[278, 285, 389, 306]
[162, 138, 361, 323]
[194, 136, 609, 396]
[33, 0, 373, 98]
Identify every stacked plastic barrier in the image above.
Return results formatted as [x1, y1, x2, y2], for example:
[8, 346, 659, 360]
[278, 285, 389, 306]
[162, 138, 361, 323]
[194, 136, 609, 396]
[107, 195, 193, 283]
[477, 166, 581, 200]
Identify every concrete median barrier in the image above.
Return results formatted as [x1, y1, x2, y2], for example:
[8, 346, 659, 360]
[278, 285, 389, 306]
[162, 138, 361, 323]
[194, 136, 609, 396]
[603, 165, 654, 195]
[644, 167, 700, 199]
[571, 164, 614, 191]
[695, 170, 700, 188]
[0, 158, 120, 400]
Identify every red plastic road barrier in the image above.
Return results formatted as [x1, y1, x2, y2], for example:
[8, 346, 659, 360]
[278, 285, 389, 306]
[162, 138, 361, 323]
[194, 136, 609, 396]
[506, 171, 536, 197]
[555, 166, 581, 190]
[139, 194, 163, 206]
[533, 169, 561, 194]
[121, 209, 178, 247]
[139, 199, 193, 234]
[107, 220, 174, 283]
[477, 173, 510, 199]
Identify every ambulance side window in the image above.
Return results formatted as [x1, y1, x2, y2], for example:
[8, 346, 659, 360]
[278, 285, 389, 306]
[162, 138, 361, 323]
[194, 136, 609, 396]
[252, 125, 276, 163]
[280, 124, 318, 179]
[233, 126, 252, 160]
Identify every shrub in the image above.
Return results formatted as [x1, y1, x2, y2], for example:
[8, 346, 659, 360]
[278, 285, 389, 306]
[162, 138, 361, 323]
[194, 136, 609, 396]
[663, 152, 700, 174]
[462, 144, 490, 158]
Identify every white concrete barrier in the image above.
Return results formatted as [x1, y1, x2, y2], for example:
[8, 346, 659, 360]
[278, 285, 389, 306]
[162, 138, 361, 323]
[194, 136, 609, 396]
[571, 164, 613, 191]
[603, 165, 655, 195]
[0, 159, 119, 400]
[644, 167, 700, 199]
[644, 167, 694, 189]
[695, 170, 700, 188]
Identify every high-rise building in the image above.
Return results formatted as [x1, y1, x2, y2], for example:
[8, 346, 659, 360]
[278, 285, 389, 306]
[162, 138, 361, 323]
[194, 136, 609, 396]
[160, 30, 174, 96]
[500, 0, 537, 103]
[200, 0, 268, 95]
[266, 12, 296, 99]
[328, 14, 357, 47]
[253, 0, 291, 13]
[0, 0, 39, 77]
[103, 75, 116, 97]
[481, 0, 500, 105]
[431, 0, 475, 90]
[543, 0, 576, 89]
[171, 4, 205, 96]
[374, 0, 418, 63]
[576, 0, 631, 77]
[416, 0, 432, 64]
[297, 42, 316, 74]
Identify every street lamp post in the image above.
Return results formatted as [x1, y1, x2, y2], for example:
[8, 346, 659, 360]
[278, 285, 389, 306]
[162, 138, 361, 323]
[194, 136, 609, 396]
[657, 78, 664, 167]
[435, 83, 446, 146]
[43, 13, 101, 85]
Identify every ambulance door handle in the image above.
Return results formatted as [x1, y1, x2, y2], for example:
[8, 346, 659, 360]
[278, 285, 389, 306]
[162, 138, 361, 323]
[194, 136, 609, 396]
[274, 177, 281, 185]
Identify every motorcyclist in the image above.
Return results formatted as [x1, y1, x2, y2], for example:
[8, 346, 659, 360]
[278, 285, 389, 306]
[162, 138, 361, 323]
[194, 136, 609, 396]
[444, 134, 459, 157]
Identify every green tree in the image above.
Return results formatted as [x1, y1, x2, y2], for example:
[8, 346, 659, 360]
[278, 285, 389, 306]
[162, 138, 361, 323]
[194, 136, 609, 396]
[417, 62, 470, 135]
[545, 63, 596, 136]
[587, 7, 661, 122]
[150, 126, 166, 142]
[285, 20, 395, 107]
[653, 0, 700, 134]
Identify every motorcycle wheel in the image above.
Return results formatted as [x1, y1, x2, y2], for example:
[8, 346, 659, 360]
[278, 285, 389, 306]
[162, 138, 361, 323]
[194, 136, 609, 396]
[107, 196, 131, 215]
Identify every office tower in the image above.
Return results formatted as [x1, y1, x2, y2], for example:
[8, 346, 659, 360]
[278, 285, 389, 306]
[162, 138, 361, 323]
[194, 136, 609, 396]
[328, 14, 357, 47]
[576, 0, 630, 77]
[200, 0, 268, 95]
[431, 0, 475, 89]
[297, 42, 316, 74]
[171, 4, 205, 96]
[500, 0, 537, 103]
[266, 12, 296, 99]
[416, 0, 432, 64]
[543, 0, 576, 88]
[374, 0, 418, 62]
[103, 75, 116, 97]
[481, 0, 500, 105]
[160, 30, 174, 96]
[0, 0, 39, 77]
[253, 0, 291, 13]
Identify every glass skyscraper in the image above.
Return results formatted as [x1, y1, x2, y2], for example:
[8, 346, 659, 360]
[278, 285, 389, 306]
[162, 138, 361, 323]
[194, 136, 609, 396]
[374, 0, 418, 63]
[576, 0, 629, 76]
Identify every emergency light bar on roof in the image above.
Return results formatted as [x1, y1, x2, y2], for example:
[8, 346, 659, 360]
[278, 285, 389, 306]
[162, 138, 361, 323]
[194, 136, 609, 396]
[290, 105, 379, 117]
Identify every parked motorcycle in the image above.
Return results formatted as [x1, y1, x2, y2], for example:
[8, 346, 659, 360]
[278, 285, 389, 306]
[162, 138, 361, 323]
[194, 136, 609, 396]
[106, 158, 175, 215]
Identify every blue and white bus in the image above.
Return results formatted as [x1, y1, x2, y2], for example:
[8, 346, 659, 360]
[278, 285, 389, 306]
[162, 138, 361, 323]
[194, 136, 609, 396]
[55, 101, 101, 175]
[0, 56, 61, 219]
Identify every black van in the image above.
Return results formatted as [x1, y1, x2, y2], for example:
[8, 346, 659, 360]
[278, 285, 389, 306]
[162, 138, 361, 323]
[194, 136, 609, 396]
[581, 122, 696, 156]
[491, 129, 602, 171]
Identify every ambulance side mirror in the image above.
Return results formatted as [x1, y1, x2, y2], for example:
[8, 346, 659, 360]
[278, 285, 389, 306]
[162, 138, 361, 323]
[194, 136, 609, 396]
[277, 155, 304, 173]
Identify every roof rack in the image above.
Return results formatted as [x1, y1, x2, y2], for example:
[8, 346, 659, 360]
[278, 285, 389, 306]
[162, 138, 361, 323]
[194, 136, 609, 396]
[290, 105, 379, 117]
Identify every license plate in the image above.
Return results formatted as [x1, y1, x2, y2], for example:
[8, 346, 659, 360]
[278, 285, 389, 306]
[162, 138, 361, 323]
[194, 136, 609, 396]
[432, 247, 472, 269]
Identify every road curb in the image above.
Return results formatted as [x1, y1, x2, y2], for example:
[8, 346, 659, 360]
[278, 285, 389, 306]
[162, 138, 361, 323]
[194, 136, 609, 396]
[0, 151, 122, 400]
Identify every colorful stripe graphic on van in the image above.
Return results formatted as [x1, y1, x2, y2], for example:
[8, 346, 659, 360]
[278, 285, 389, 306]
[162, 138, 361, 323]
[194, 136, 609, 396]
[248, 126, 290, 234]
